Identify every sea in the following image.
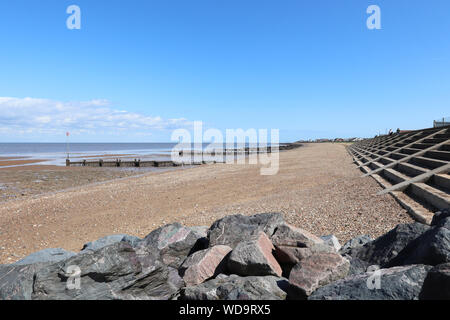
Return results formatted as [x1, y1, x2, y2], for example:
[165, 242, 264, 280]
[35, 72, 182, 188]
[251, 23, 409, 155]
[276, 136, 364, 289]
[0, 143, 178, 167]
[0, 142, 276, 168]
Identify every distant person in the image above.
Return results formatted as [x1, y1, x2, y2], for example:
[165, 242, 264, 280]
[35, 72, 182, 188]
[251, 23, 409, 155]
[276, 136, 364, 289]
[396, 128, 401, 134]
[388, 129, 393, 136]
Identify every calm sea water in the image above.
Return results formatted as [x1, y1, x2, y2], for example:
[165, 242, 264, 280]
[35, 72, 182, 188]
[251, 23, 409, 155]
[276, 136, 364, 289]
[0, 143, 178, 167]
[0, 142, 276, 167]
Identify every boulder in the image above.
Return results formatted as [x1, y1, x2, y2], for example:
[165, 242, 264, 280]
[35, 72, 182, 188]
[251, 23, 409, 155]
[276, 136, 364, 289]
[354, 223, 430, 267]
[228, 231, 282, 277]
[180, 245, 232, 286]
[180, 274, 289, 300]
[32, 241, 184, 300]
[309, 265, 432, 300]
[271, 224, 334, 277]
[273, 244, 334, 270]
[272, 224, 324, 248]
[288, 252, 350, 299]
[434, 216, 450, 230]
[137, 223, 207, 268]
[81, 234, 141, 253]
[338, 235, 373, 256]
[0, 263, 47, 300]
[207, 213, 285, 248]
[320, 235, 341, 252]
[419, 263, 450, 300]
[386, 226, 450, 267]
[13, 248, 76, 266]
[431, 208, 450, 226]
[345, 256, 372, 276]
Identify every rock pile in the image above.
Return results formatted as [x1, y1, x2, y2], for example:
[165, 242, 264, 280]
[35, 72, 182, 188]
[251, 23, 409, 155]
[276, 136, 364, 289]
[1, 209, 449, 300]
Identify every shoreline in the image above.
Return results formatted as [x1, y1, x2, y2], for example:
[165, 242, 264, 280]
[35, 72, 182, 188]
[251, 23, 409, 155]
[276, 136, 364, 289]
[0, 143, 412, 264]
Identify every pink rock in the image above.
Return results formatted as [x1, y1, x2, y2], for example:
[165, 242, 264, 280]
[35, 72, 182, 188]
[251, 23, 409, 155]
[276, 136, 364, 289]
[181, 245, 232, 286]
[288, 252, 350, 298]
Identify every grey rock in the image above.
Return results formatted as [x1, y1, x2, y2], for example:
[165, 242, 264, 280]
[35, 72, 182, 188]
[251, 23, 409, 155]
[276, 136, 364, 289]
[137, 223, 207, 268]
[320, 235, 341, 252]
[13, 248, 77, 266]
[180, 274, 289, 300]
[339, 235, 373, 256]
[272, 223, 325, 248]
[228, 231, 282, 277]
[309, 265, 432, 300]
[355, 223, 430, 267]
[386, 226, 450, 267]
[344, 256, 372, 276]
[81, 234, 141, 253]
[419, 263, 450, 300]
[431, 208, 450, 226]
[188, 226, 208, 238]
[0, 263, 47, 300]
[207, 213, 285, 248]
[32, 241, 183, 300]
[434, 216, 450, 230]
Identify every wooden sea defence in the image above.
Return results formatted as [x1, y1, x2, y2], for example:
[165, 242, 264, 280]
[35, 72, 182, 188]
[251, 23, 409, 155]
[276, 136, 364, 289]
[65, 143, 303, 168]
[348, 125, 450, 224]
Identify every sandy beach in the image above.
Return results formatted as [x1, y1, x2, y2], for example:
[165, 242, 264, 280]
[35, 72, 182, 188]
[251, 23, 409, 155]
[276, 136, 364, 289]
[0, 143, 413, 264]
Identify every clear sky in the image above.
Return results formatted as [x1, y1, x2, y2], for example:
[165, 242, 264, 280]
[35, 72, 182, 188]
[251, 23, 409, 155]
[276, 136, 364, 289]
[0, 0, 449, 142]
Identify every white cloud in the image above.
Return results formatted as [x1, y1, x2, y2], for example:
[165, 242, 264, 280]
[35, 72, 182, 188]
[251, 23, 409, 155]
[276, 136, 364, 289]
[0, 97, 192, 137]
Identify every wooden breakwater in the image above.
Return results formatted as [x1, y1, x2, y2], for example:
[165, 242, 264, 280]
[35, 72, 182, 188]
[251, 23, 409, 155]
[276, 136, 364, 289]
[65, 143, 303, 168]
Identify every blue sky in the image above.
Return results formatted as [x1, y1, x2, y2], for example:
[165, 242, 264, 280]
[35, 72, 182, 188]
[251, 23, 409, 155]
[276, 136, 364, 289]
[0, 0, 449, 142]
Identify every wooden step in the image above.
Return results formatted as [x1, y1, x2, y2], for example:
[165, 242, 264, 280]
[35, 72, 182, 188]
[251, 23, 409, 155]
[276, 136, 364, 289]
[391, 191, 434, 224]
[409, 156, 448, 169]
[430, 174, 450, 192]
[408, 182, 450, 211]
[396, 162, 427, 177]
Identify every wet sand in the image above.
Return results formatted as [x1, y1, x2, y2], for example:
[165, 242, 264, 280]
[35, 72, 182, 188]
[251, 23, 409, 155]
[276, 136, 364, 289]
[0, 159, 47, 167]
[0, 143, 413, 263]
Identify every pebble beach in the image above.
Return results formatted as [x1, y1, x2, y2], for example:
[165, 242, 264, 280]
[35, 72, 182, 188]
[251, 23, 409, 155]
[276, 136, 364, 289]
[0, 142, 413, 264]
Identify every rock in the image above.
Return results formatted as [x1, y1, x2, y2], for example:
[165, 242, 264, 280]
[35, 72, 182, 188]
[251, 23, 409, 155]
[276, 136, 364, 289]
[338, 235, 373, 256]
[434, 216, 450, 230]
[32, 241, 184, 300]
[431, 208, 450, 226]
[272, 223, 324, 248]
[228, 231, 282, 277]
[0, 263, 47, 300]
[273, 244, 334, 269]
[354, 223, 430, 267]
[13, 248, 77, 266]
[386, 226, 450, 267]
[81, 234, 141, 253]
[180, 274, 289, 300]
[419, 263, 450, 300]
[207, 213, 285, 248]
[345, 256, 372, 276]
[188, 226, 208, 238]
[137, 223, 207, 268]
[271, 224, 333, 277]
[320, 235, 341, 252]
[288, 252, 350, 299]
[309, 265, 432, 300]
[180, 245, 232, 286]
